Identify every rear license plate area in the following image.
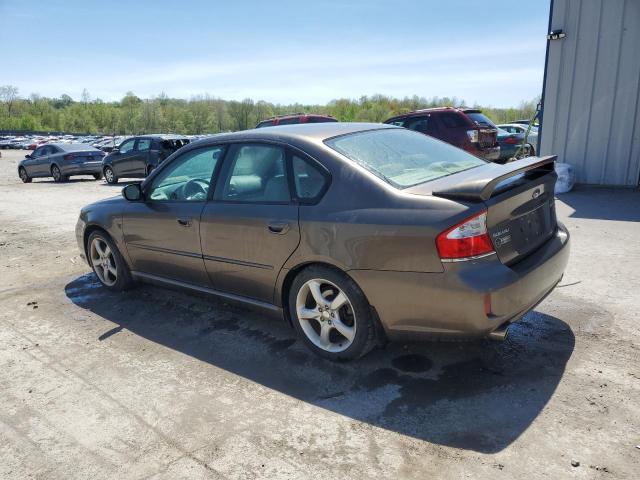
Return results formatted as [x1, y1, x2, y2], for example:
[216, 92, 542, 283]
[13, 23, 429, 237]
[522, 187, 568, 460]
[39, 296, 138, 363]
[511, 201, 555, 255]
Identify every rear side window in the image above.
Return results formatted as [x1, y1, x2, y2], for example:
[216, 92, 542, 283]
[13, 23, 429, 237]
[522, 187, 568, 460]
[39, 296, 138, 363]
[137, 139, 151, 151]
[256, 120, 275, 128]
[387, 120, 405, 127]
[292, 155, 327, 201]
[307, 116, 338, 123]
[276, 117, 300, 125]
[440, 113, 468, 128]
[219, 144, 290, 203]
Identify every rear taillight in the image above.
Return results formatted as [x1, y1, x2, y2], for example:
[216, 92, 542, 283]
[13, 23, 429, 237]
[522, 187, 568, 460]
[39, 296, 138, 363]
[64, 154, 75, 161]
[504, 137, 519, 144]
[466, 129, 479, 143]
[436, 210, 495, 261]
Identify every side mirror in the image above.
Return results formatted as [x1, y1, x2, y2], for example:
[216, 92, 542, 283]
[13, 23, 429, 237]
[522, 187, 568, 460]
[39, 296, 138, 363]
[122, 183, 143, 201]
[111, 147, 119, 154]
[25, 154, 31, 159]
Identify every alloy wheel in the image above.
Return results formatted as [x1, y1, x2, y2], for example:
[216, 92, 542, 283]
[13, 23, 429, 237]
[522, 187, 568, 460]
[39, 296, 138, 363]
[19, 168, 27, 181]
[52, 165, 61, 181]
[295, 278, 356, 353]
[90, 237, 117, 287]
[104, 167, 115, 183]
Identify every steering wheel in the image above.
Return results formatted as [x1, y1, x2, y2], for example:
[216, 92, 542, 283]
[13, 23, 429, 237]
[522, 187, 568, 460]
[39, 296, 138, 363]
[183, 178, 209, 200]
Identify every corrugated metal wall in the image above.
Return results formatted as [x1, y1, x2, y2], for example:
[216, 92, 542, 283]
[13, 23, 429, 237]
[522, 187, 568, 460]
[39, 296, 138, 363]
[540, 0, 640, 186]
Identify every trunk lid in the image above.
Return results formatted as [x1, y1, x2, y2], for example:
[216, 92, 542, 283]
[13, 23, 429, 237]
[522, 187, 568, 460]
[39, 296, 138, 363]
[408, 156, 558, 265]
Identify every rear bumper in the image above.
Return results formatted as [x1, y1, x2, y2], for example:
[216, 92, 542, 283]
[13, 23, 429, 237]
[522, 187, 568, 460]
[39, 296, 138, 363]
[350, 222, 570, 341]
[479, 146, 501, 162]
[61, 162, 103, 175]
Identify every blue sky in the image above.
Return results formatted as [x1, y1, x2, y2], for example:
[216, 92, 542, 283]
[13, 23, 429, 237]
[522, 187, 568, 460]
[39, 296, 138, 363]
[0, 0, 550, 106]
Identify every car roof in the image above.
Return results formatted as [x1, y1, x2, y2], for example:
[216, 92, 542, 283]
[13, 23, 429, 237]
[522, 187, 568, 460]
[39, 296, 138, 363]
[134, 134, 189, 140]
[190, 122, 398, 146]
[385, 106, 469, 121]
[50, 143, 99, 151]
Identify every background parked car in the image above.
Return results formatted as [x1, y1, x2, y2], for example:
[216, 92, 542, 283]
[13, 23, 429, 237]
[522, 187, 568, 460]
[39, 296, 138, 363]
[18, 143, 105, 183]
[496, 128, 532, 163]
[383, 107, 500, 162]
[498, 123, 538, 155]
[101, 134, 190, 184]
[255, 113, 337, 128]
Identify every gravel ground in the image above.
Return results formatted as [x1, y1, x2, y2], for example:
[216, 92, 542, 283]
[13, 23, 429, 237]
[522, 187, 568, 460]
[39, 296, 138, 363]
[0, 148, 639, 479]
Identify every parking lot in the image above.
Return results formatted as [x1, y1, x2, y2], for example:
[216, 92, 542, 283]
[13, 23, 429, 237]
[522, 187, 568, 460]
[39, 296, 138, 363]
[0, 147, 638, 478]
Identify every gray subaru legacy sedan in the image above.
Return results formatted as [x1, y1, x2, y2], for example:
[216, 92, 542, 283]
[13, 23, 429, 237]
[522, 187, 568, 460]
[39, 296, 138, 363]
[75, 123, 570, 360]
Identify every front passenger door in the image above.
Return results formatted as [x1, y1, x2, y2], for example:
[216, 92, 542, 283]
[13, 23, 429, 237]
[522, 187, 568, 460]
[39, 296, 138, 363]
[122, 145, 225, 285]
[23, 146, 45, 176]
[112, 138, 136, 176]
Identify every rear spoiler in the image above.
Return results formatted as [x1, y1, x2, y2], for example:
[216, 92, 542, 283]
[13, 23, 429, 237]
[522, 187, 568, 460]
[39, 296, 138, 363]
[432, 155, 557, 202]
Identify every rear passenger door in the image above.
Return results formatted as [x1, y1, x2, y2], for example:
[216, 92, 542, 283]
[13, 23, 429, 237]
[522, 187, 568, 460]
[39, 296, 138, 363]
[131, 138, 152, 175]
[199, 143, 300, 303]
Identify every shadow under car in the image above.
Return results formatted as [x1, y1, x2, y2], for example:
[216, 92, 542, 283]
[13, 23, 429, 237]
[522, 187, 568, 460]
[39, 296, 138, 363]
[65, 273, 575, 454]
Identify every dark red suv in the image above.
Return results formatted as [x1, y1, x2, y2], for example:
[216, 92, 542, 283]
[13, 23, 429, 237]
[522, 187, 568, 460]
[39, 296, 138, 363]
[384, 107, 500, 161]
[255, 113, 338, 128]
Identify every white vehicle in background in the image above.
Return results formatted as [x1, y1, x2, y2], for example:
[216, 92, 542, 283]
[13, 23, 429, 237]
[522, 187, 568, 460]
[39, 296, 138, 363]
[497, 123, 539, 155]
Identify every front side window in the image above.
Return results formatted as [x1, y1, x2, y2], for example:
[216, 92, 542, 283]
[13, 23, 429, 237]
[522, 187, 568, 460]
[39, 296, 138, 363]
[292, 155, 327, 200]
[137, 139, 151, 151]
[119, 139, 135, 154]
[148, 146, 224, 202]
[325, 128, 485, 189]
[32, 147, 45, 157]
[219, 144, 289, 203]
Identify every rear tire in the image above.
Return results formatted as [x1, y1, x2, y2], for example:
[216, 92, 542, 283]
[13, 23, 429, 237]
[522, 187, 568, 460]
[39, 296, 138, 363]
[51, 164, 67, 182]
[19, 167, 31, 183]
[104, 166, 118, 184]
[288, 265, 377, 361]
[87, 231, 134, 291]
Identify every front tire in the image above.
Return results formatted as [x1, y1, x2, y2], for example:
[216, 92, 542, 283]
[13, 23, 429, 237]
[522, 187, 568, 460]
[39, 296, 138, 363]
[104, 166, 118, 184]
[19, 167, 32, 183]
[288, 265, 376, 361]
[93, 172, 103, 180]
[51, 165, 67, 182]
[87, 231, 134, 291]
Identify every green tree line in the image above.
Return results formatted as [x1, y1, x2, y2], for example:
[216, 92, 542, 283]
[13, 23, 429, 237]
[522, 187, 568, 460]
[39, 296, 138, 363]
[0, 85, 539, 135]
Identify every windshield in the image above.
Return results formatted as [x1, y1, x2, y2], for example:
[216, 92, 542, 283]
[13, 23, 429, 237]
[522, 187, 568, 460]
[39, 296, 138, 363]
[325, 128, 486, 188]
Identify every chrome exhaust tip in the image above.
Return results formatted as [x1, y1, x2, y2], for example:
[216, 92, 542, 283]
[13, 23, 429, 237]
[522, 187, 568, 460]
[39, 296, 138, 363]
[488, 324, 510, 341]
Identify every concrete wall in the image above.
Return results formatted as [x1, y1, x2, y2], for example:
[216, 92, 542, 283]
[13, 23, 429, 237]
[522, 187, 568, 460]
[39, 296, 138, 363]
[540, 0, 640, 186]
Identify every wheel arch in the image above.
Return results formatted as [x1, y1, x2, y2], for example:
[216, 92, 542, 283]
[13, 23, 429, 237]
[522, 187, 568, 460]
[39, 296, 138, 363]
[83, 225, 114, 260]
[278, 261, 387, 343]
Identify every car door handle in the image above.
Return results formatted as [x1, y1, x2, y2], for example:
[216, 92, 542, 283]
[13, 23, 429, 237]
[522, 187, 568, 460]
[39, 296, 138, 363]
[177, 217, 193, 227]
[267, 222, 290, 234]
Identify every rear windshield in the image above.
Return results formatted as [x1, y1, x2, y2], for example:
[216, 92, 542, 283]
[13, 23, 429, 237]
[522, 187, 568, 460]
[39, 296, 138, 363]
[465, 112, 496, 127]
[325, 128, 485, 188]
